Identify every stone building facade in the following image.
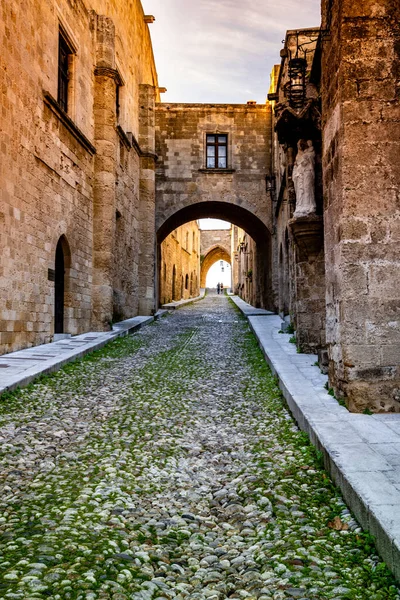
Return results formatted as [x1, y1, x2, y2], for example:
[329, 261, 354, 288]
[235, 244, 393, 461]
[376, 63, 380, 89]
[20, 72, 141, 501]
[0, 0, 159, 354]
[155, 103, 273, 309]
[159, 221, 200, 304]
[268, 4, 400, 412]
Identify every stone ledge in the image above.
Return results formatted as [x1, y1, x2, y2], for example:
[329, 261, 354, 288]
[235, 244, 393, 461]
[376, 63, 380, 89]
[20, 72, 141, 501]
[43, 92, 96, 155]
[230, 294, 400, 582]
[230, 296, 274, 317]
[288, 213, 324, 260]
[198, 168, 236, 174]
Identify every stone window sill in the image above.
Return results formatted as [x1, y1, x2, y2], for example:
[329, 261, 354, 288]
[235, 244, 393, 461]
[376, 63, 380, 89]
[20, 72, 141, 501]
[43, 91, 96, 155]
[198, 168, 235, 174]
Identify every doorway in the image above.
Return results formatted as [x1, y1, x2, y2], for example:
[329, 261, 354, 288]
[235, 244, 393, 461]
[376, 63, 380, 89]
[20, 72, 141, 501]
[54, 238, 65, 334]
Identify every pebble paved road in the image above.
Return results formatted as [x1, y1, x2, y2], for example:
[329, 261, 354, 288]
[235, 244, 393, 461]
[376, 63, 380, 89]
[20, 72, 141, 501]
[0, 293, 398, 600]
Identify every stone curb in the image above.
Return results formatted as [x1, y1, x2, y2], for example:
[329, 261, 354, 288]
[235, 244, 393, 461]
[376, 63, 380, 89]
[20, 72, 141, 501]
[161, 289, 206, 310]
[230, 295, 400, 582]
[230, 295, 275, 317]
[0, 315, 155, 397]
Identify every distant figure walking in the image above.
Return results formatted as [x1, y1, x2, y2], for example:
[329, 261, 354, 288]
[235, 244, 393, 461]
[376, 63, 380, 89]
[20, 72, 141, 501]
[220, 282, 224, 294]
[216, 283, 220, 295]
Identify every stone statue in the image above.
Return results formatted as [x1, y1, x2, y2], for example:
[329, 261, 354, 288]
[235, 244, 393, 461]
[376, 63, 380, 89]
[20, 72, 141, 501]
[279, 144, 287, 178]
[292, 139, 316, 217]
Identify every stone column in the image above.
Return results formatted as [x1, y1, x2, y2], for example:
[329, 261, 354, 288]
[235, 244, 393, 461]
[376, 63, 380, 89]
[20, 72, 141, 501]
[289, 215, 325, 353]
[91, 15, 119, 330]
[138, 84, 157, 315]
[322, 0, 400, 412]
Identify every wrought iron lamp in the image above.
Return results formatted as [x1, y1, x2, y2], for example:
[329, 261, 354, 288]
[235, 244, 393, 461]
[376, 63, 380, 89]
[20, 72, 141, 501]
[265, 174, 276, 194]
[288, 56, 307, 109]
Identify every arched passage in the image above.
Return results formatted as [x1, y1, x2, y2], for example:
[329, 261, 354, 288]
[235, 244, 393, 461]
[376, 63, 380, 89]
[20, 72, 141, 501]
[157, 201, 272, 309]
[201, 245, 231, 288]
[54, 235, 71, 334]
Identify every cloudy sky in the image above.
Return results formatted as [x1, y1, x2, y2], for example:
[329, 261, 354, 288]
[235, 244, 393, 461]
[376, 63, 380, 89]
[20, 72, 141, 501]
[141, 0, 321, 104]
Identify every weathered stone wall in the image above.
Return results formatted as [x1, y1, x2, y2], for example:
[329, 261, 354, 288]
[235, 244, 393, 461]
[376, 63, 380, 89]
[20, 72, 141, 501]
[155, 104, 272, 232]
[160, 222, 200, 304]
[321, 0, 400, 411]
[155, 103, 274, 309]
[0, 0, 95, 353]
[0, 0, 158, 353]
[233, 228, 257, 306]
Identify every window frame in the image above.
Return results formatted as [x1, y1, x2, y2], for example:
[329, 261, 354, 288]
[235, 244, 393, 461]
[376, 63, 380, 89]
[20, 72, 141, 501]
[57, 29, 73, 113]
[206, 134, 228, 169]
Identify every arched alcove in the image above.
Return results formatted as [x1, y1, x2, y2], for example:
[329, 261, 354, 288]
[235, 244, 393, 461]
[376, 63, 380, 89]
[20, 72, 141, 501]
[172, 265, 177, 301]
[54, 235, 71, 334]
[157, 201, 272, 309]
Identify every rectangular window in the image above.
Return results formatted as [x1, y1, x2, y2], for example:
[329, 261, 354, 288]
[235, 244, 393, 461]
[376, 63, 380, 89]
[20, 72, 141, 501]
[206, 134, 227, 169]
[58, 31, 72, 112]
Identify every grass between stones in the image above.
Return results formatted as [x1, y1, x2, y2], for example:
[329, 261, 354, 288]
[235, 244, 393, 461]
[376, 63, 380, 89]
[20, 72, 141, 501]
[235, 328, 398, 600]
[0, 298, 398, 600]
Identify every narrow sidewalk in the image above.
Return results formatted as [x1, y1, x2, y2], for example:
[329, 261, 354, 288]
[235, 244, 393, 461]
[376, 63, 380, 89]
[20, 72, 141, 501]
[0, 288, 208, 395]
[231, 295, 400, 580]
[0, 316, 154, 395]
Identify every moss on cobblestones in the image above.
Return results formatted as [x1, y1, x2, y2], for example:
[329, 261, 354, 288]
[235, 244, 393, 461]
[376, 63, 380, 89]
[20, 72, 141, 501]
[0, 296, 398, 600]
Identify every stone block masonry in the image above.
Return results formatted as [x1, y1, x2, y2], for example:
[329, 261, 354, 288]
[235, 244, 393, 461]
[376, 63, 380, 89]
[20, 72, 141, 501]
[321, 0, 400, 412]
[160, 221, 201, 304]
[155, 103, 274, 310]
[0, 0, 159, 354]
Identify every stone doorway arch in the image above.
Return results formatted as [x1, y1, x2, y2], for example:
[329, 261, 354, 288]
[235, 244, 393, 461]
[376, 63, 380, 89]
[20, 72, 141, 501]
[156, 201, 272, 309]
[54, 235, 71, 334]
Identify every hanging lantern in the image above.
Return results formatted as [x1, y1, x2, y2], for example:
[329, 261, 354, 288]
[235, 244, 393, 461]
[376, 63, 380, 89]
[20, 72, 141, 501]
[288, 57, 307, 109]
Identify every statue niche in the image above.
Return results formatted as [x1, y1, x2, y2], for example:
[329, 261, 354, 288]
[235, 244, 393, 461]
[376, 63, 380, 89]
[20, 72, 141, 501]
[292, 139, 316, 218]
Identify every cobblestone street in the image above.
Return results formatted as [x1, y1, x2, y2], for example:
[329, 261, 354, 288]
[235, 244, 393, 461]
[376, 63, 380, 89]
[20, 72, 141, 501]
[0, 294, 398, 600]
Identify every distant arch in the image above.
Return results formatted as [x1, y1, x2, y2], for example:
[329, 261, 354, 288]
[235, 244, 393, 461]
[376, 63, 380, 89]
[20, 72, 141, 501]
[201, 245, 231, 288]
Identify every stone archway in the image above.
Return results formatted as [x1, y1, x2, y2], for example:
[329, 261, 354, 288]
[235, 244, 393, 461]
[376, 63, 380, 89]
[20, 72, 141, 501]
[156, 201, 272, 309]
[200, 245, 231, 288]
